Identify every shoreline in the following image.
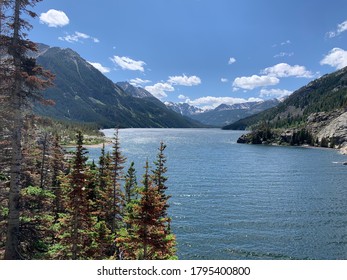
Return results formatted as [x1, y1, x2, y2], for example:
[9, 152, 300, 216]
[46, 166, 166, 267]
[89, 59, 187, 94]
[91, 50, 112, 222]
[84, 140, 112, 148]
[63, 138, 112, 149]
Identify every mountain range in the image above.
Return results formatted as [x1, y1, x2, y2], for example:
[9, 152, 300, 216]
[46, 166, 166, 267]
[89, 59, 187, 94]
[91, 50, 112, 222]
[31, 43, 281, 129]
[33, 44, 202, 128]
[223, 66, 347, 151]
[165, 99, 280, 127]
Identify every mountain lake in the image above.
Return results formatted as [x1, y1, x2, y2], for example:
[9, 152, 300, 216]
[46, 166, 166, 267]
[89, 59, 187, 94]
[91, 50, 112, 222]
[86, 128, 347, 260]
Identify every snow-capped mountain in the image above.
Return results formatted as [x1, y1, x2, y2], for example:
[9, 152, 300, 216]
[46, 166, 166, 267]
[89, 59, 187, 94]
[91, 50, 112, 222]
[165, 99, 280, 127]
[164, 102, 206, 116]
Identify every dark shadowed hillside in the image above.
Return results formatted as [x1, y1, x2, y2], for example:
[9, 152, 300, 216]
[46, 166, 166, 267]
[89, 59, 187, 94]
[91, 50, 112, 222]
[34, 46, 203, 128]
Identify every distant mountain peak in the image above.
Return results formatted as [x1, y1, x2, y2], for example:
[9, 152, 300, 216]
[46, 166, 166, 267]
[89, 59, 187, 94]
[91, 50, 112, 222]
[214, 102, 255, 111]
[116, 81, 155, 99]
[165, 102, 205, 116]
[165, 99, 280, 127]
[34, 45, 203, 128]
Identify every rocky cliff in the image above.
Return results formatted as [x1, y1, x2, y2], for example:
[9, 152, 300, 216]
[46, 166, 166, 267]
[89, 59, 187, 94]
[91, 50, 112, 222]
[311, 110, 347, 152]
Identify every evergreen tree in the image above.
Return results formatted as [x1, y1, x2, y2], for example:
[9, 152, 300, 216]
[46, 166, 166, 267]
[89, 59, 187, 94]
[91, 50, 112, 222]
[96, 144, 113, 223]
[19, 185, 55, 259]
[122, 161, 138, 233]
[2, 0, 53, 259]
[151, 142, 172, 235]
[110, 128, 126, 234]
[117, 160, 176, 260]
[51, 134, 65, 221]
[124, 161, 138, 205]
[95, 144, 117, 258]
[53, 132, 95, 259]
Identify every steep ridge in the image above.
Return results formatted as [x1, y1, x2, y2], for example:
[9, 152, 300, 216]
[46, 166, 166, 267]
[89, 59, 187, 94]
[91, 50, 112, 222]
[223, 67, 347, 131]
[34, 46, 203, 128]
[223, 67, 347, 150]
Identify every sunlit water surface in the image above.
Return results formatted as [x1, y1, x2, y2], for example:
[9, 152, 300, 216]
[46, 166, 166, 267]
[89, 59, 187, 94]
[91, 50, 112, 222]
[86, 128, 347, 260]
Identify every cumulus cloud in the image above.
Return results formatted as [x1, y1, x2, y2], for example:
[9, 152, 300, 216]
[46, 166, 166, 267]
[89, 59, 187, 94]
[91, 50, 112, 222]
[142, 74, 200, 99]
[145, 83, 174, 99]
[129, 78, 151, 87]
[221, 78, 228, 83]
[178, 94, 188, 100]
[168, 74, 201, 86]
[40, 9, 69, 27]
[59, 31, 99, 43]
[320, 48, 347, 69]
[259, 88, 293, 98]
[261, 63, 313, 78]
[111, 56, 146, 72]
[186, 96, 263, 110]
[228, 57, 236, 65]
[232, 75, 279, 90]
[87, 62, 110, 73]
[327, 20, 347, 38]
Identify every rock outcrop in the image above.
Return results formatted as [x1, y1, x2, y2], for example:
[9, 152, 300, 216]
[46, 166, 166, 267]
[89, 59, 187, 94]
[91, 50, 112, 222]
[312, 110, 347, 152]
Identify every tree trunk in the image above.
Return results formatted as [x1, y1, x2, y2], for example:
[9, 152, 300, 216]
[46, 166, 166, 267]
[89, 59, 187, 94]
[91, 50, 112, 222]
[4, 89, 23, 260]
[4, 0, 23, 260]
[39, 133, 48, 189]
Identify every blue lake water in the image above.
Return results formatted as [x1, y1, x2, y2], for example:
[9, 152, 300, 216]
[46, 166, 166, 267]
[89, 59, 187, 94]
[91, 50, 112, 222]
[88, 128, 347, 260]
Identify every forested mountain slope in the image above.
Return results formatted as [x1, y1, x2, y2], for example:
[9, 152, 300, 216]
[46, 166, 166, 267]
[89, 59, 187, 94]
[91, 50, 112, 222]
[223, 66, 347, 131]
[34, 46, 202, 128]
[223, 67, 347, 151]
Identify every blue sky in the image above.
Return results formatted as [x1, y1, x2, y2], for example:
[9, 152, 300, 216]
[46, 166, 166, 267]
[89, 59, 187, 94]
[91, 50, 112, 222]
[28, 0, 347, 109]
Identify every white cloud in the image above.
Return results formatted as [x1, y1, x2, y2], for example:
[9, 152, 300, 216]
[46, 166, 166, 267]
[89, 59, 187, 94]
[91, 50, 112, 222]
[232, 75, 279, 90]
[228, 57, 236, 65]
[274, 52, 294, 58]
[75, 32, 89, 39]
[111, 56, 146, 72]
[327, 20, 347, 38]
[178, 94, 188, 100]
[40, 9, 69, 27]
[129, 78, 151, 87]
[87, 62, 110, 73]
[260, 88, 292, 98]
[261, 63, 313, 78]
[320, 48, 347, 69]
[59, 31, 99, 44]
[221, 78, 228, 83]
[168, 74, 201, 86]
[272, 40, 291, 48]
[145, 83, 174, 99]
[186, 96, 263, 110]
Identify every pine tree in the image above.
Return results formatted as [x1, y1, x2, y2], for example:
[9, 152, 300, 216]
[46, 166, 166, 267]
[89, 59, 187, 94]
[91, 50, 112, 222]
[19, 185, 55, 259]
[117, 160, 176, 260]
[2, 0, 54, 259]
[124, 161, 138, 205]
[17, 126, 56, 259]
[96, 144, 113, 223]
[152, 141, 170, 218]
[95, 144, 117, 258]
[110, 128, 126, 258]
[53, 132, 95, 259]
[122, 161, 138, 234]
[51, 134, 65, 221]
[0, 0, 12, 180]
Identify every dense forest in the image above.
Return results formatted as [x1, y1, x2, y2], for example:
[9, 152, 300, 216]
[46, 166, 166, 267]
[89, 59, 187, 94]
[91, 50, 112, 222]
[223, 67, 347, 131]
[0, 0, 176, 259]
[223, 64, 347, 149]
